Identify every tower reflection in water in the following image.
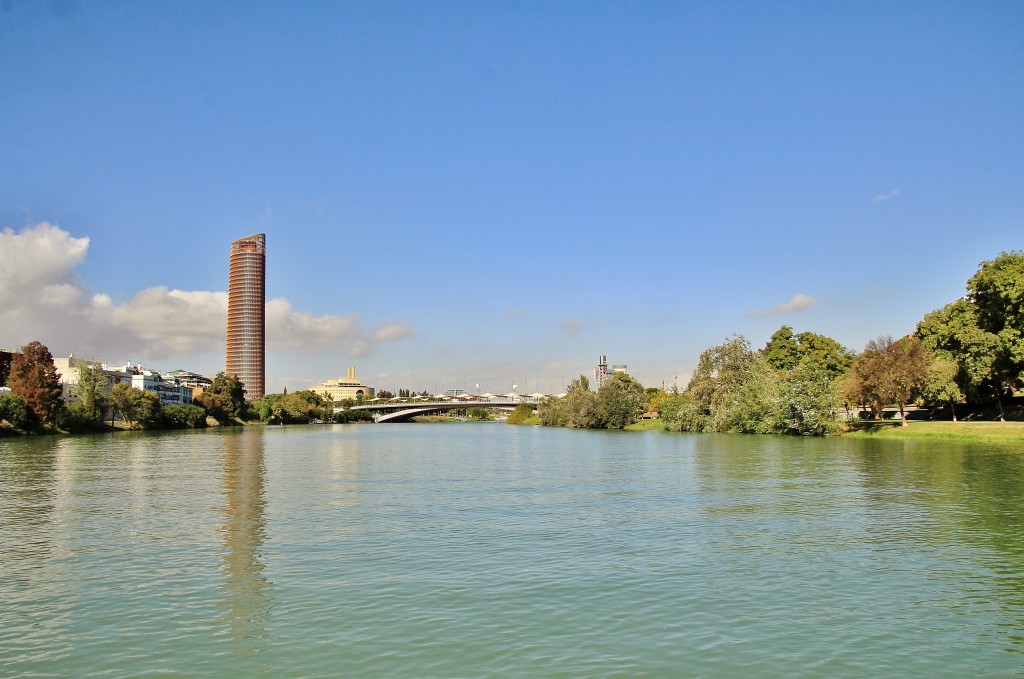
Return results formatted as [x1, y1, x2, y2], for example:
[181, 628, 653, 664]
[220, 429, 271, 652]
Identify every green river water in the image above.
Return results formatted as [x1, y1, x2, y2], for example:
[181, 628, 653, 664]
[1, 423, 1023, 677]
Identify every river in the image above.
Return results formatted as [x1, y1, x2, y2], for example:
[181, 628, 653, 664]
[2, 424, 1022, 677]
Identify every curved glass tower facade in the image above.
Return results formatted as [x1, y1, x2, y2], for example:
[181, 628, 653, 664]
[226, 233, 266, 400]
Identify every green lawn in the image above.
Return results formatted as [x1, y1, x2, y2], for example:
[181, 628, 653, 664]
[624, 418, 666, 432]
[844, 420, 1024, 442]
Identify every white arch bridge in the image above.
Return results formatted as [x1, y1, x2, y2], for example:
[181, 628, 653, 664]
[341, 399, 539, 423]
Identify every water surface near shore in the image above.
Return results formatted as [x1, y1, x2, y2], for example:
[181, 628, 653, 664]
[2, 424, 1022, 676]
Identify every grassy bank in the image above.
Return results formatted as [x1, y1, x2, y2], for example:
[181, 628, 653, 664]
[844, 420, 1024, 443]
[624, 419, 666, 432]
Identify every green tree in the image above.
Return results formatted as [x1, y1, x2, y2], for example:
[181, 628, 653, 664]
[917, 299, 1001, 404]
[763, 326, 854, 379]
[793, 331, 855, 380]
[506, 403, 535, 424]
[209, 372, 247, 418]
[562, 374, 606, 428]
[763, 325, 800, 372]
[467, 407, 491, 421]
[596, 373, 646, 429]
[7, 341, 64, 429]
[967, 251, 1024, 417]
[682, 335, 782, 433]
[0, 393, 36, 433]
[73, 361, 108, 423]
[537, 397, 568, 426]
[162, 404, 208, 428]
[195, 391, 233, 423]
[778, 363, 841, 435]
[919, 358, 964, 421]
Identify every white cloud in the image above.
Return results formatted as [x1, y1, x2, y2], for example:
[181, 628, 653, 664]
[872, 188, 901, 203]
[0, 222, 413, 366]
[504, 310, 524, 318]
[0, 222, 88, 307]
[747, 293, 818, 317]
[373, 322, 414, 343]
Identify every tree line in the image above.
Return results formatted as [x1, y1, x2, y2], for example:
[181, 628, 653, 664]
[658, 250, 1023, 435]
[0, 343, 255, 435]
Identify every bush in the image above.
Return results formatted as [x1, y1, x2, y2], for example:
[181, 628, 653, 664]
[597, 373, 646, 429]
[538, 397, 568, 426]
[506, 403, 535, 424]
[163, 404, 208, 429]
[58, 401, 107, 434]
[0, 393, 37, 433]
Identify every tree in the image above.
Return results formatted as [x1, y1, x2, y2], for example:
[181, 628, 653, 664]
[680, 335, 782, 433]
[967, 251, 1024, 417]
[919, 359, 964, 421]
[596, 373, 646, 429]
[764, 326, 800, 372]
[0, 393, 36, 433]
[209, 372, 247, 418]
[537, 397, 568, 426]
[73, 361, 108, 422]
[793, 331, 855, 380]
[917, 299, 1000, 404]
[778, 363, 841, 435]
[162, 404, 208, 428]
[665, 334, 841, 435]
[7, 341, 64, 428]
[562, 375, 606, 429]
[763, 326, 854, 379]
[195, 391, 232, 423]
[846, 336, 931, 425]
[506, 403, 534, 424]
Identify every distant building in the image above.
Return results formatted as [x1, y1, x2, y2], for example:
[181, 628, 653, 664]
[53, 355, 131, 403]
[0, 349, 16, 387]
[595, 355, 628, 388]
[226, 233, 266, 400]
[57, 358, 194, 407]
[313, 367, 376, 402]
[162, 369, 213, 392]
[130, 371, 193, 406]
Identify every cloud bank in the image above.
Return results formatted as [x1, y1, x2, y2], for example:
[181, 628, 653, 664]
[747, 293, 818, 317]
[0, 223, 413, 364]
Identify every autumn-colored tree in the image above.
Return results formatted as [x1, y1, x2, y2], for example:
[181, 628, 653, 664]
[7, 341, 64, 428]
[846, 336, 932, 425]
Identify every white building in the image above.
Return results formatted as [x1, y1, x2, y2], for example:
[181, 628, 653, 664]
[130, 372, 193, 406]
[55, 357, 193, 407]
[53, 355, 131, 403]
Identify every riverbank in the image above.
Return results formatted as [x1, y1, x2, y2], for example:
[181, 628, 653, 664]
[844, 420, 1024, 443]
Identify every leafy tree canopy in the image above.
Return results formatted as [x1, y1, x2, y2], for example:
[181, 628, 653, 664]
[763, 326, 854, 379]
[8, 341, 64, 428]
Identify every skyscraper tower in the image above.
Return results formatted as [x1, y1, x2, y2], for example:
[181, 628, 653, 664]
[226, 233, 266, 400]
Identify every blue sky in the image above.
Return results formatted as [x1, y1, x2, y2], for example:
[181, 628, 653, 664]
[1, 1, 1021, 394]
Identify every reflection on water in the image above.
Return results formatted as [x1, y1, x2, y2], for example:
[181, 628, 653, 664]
[220, 429, 271, 653]
[3, 427, 1024, 676]
[0, 438, 72, 664]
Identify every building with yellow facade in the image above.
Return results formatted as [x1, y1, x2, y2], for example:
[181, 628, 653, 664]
[313, 367, 375, 402]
